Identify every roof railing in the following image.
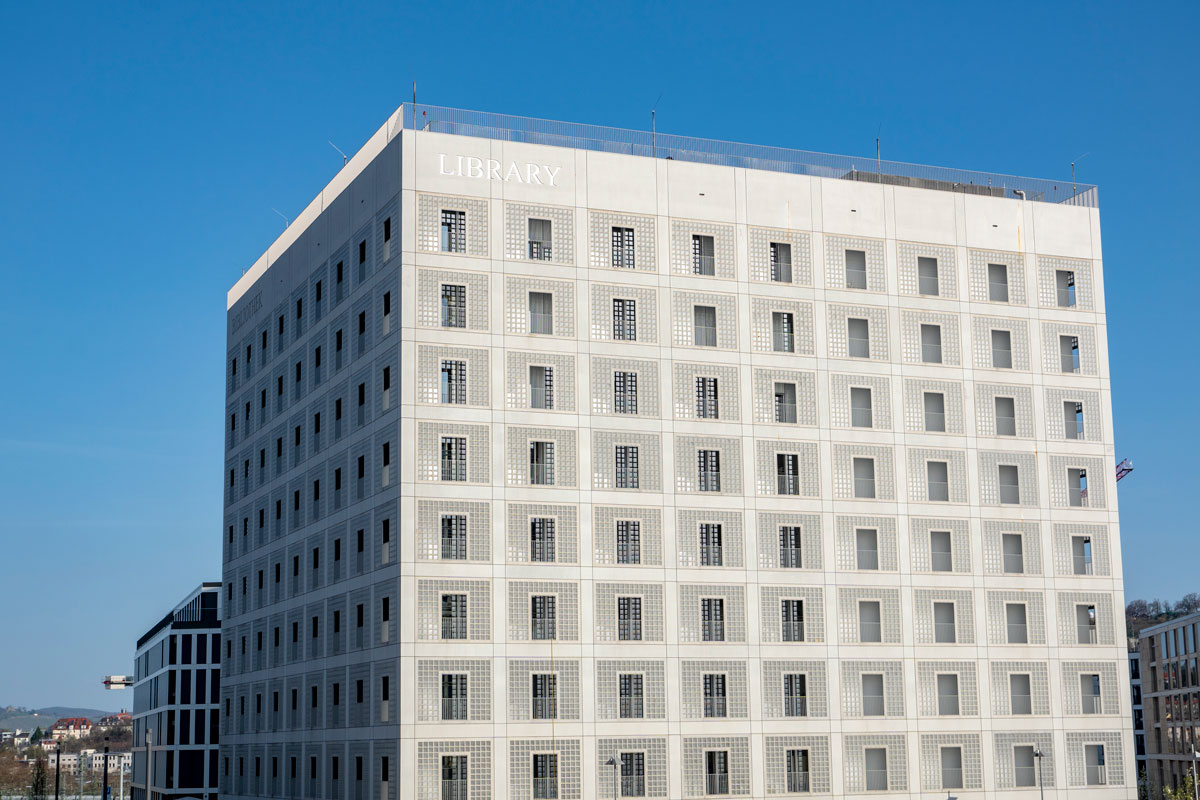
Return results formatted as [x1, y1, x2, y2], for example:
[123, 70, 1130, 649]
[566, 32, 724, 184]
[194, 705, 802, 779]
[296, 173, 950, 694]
[393, 103, 1097, 207]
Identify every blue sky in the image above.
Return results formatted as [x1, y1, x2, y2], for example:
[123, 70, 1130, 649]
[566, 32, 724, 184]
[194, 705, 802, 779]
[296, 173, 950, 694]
[0, 0, 1195, 710]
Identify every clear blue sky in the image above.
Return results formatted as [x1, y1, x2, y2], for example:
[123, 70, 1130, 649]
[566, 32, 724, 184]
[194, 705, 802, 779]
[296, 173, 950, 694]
[1, 0, 1195, 711]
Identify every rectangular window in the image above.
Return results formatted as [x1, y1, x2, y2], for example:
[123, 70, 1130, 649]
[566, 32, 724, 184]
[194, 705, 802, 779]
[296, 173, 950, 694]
[991, 329, 1013, 369]
[528, 218, 552, 260]
[530, 441, 555, 485]
[441, 285, 466, 328]
[988, 263, 1009, 302]
[845, 249, 868, 289]
[776, 453, 799, 496]
[617, 596, 643, 641]
[1060, 335, 1080, 373]
[865, 748, 888, 791]
[772, 311, 795, 352]
[612, 226, 635, 269]
[613, 371, 638, 415]
[1084, 745, 1107, 786]
[532, 753, 558, 799]
[1072, 535, 1094, 575]
[441, 755, 467, 800]
[1006, 604, 1028, 644]
[1013, 745, 1036, 787]
[441, 515, 467, 560]
[529, 365, 554, 410]
[699, 523, 723, 566]
[700, 598, 725, 642]
[930, 530, 953, 572]
[917, 256, 939, 295]
[1081, 673, 1102, 714]
[1056, 269, 1076, 307]
[441, 594, 467, 640]
[440, 674, 467, 720]
[852, 457, 876, 499]
[786, 749, 810, 794]
[440, 437, 466, 482]
[618, 673, 644, 718]
[530, 518, 556, 563]
[693, 305, 717, 347]
[620, 752, 646, 798]
[781, 599, 804, 642]
[924, 392, 946, 432]
[783, 673, 807, 717]
[1065, 401, 1085, 440]
[1009, 673, 1032, 714]
[528, 292, 554, 335]
[1002, 532, 1024, 574]
[616, 520, 641, 565]
[862, 673, 885, 716]
[531, 673, 558, 720]
[995, 396, 1017, 436]
[705, 751, 729, 796]
[770, 242, 792, 283]
[850, 386, 872, 428]
[933, 601, 957, 642]
[855, 528, 879, 570]
[531, 595, 557, 640]
[702, 673, 727, 717]
[858, 600, 882, 642]
[435, 209, 464, 253]
[613, 298, 637, 341]
[927, 461, 950, 502]
[615, 445, 640, 489]
[940, 746, 964, 789]
[440, 360, 466, 405]
[695, 376, 719, 419]
[774, 382, 797, 424]
[692, 234, 715, 275]
[779, 526, 803, 569]
[920, 324, 942, 363]
[698, 449, 721, 492]
[1076, 604, 1097, 643]
[998, 464, 1020, 504]
[847, 318, 870, 358]
[937, 673, 960, 715]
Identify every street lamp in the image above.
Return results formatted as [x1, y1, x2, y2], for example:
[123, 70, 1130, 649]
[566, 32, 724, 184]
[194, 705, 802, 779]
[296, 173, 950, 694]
[1033, 748, 1045, 800]
[1190, 746, 1199, 800]
[103, 735, 110, 800]
[54, 742, 61, 800]
[605, 756, 618, 800]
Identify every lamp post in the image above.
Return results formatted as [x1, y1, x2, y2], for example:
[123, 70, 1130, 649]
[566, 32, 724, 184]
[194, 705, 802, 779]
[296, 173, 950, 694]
[1033, 748, 1045, 800]
[605, 756, 618, 800]
[1190, 746, 1199, 800]
[103, 735, 110, 800]
[54, 743, 61, 800]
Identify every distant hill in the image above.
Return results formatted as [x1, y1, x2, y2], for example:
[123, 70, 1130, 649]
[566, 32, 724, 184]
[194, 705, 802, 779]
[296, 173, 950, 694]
[0, 706, 118, 733]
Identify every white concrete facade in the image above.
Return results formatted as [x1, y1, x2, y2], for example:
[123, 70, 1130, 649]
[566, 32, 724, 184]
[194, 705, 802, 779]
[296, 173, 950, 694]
[221, 106, 1131, 799]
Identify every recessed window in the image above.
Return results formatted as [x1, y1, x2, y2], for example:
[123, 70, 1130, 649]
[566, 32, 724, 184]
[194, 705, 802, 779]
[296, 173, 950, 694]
[998, 464, 1020, 504]
[1064, 401, 1084, 439]
[1005, 604, 1028, 644]
[995, 396, 1017, 436]
[1060, 335, 1080, 373]
[991, 329, 1013, 369]
[1002, 532, 1024, 574]
[613, 371, 638, 415]
[528, 292, 554, 335]
[924, 392, 946, 432]
[613, 298, 637, 341]
[858, 601, 882, 643]
[699, 523, 722, 566]
[933, 601, 956, 643]
[927, 461, 949, 502]
[850, 387, 873, 428]
[988, 262, 1009, 302]
[852, 457, 876, 498]
[847, 318, 870, 358]
[528, 218, 552, 260]
[774, 382, 797, 424]
[612, 226, 635, 268]
[440, 210, 465, 253]
[772, 312, 794, 352]
[441, 285, 466, 328]
[529, 365, 554, 410]
[917, 256, 939, 295]
[529, 441, 555, 485]
[615, 445, 640, 489]
[1056, 269, 1076, 307]
[930, 530, 953, 572]
[845, 249, 867, 289]
[695, 377, 719, 419]
[861, 673, 884, 716]
[1009, 673, 1032, 713]
[1068, 468, 1088, 506]
[440, 360, 466, 405]
[693, 305, 717, 347]
[770, 242, 792, 283]
[856, 528, 879, 570]
[776, 453, 799, 496]
[692, 235, 715, 276]
[937, 673, 960, 715]
[530, 518, 556, 563]
[920, 324, 942, 363]
[616, 520, 641, 565]
[698, 450, 721, 492]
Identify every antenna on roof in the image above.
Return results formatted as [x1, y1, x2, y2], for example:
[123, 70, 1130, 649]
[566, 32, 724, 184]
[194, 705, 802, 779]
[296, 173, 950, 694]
[329, 141, 348, 165]
[271, 208, 289, 230]
[876, 123, 882, 176]
[1071, 152, 1089, 201]
[651, 92, 663, 159]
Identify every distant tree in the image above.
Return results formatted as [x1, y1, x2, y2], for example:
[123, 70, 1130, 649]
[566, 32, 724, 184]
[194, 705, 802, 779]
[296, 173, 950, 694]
[1149, 599, 1166, 617]
[1177, 593, 1200, 615]
[27, 755, 48, 800]
[29, 728, 43, 745]
[1127, 599, 1151, 617]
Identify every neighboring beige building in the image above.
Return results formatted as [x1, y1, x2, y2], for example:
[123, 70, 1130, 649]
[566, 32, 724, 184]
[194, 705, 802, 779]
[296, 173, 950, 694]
[49, 717, 92, 741]
[1137, 613, 1200, 795]
[220, 103, 1131, 799]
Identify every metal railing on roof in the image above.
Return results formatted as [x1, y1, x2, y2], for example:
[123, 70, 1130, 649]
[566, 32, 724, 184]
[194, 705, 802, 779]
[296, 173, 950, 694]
[395, 103, 1098, 207]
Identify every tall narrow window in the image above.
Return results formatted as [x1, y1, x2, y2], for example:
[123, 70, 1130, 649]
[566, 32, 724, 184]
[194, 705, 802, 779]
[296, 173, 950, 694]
[1076, 604, 1097, 644]
[1060, 335, 1080, 373]
[786, 749, 810, 793]
[613, 298, 637, 341]
[861, 673, 885, 716]
[917, 256, 939, 295]
[998, 464, 1020, 504]
[700, 598, 725, 642]
[1002, 532, 1024, 573]
[781, 599, 804, 642]
[702, 673, 727, 717]
[779, 526, 803, 569]
[529, 292, 554, 335]
[856, 528, 879, 570]
[991, 329, 1013, 369]
[995, 396, 1017, 436]
[1056, 269, 1076, 307]
[776, 453, 799, 496]
[920, 323, 942, 363]
[615, 445, 640, 489]
[1068, 467, 1088, 506]
[845, 249, 868, 289]
[618, 673, 644, 718]
[933, 601, 957, 642]
[693, 305, 717, 347]
[930, 531, 953, 572]
[1006, 604, 1028, 644]
[529, 441, 555, 485]
[927, 461, 950, 502]
[531, 673, 558, 719]
[612, 227, 635, 268]
[616, 520, 641, 565]
[705, 751, 729, 796]
[441, 360, 466, 405]
[613, 371, 638, 414]
[441, 515, 467, 560]
[924, 392, 946, 432]
[1065, 401, 1085, 439]
[529, 365, 554, 410]
[783, 673, 807, 717]
[858, 601, 882, 643]
[440, 209, 465, 253]
[528, 218, 552, 260]
[531, 595, 557, 640]
[988, 263, 1009, 302]
[617, 596, 642, 641]
[441, 285, 466, 328]
[695, 376, 719, 419]
[530, 518, 556, 563]
[692, 234, 715, 276]
[441, 755, 467, 799]
[850, 387, 873, 428]
[852, 457, 876, 499]
[620, 752, 646, 798]
[698, 449, 721, 492]
[1072, 535, 1094, 575]
[440, 437, 466, 482]
[1013, 746, 1036, 786]
[770, 242, 792, 283]
[772, 311, 794, 352]
[699, 523, 723, 566]
[1009, 673, 1033, 713]
[847, 318, 870, 358]
[441, 674, 467, 720]
[937, 673, 960, 715]
[441, 594, 467, 640]
[532, 753, 558, 799]
[940, 746, 964, 789]
[774, 382, 797, 424]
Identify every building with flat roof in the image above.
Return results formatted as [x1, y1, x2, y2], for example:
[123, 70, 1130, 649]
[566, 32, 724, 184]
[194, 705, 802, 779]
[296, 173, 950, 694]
[220, 103, 1130, 799]
[131, 583, 221, 800]
[1136, 611, 1200, 795]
